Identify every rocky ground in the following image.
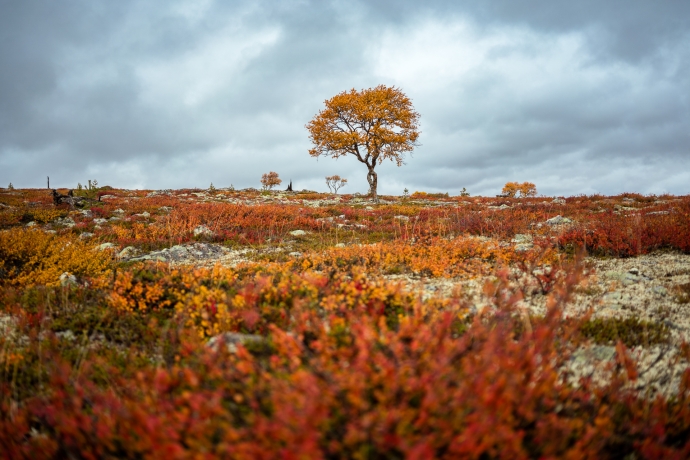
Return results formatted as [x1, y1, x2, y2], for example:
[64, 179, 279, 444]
[106, 239, 690, 396]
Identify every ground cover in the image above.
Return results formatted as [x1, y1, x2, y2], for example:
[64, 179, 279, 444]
[1, 187, 689, 458]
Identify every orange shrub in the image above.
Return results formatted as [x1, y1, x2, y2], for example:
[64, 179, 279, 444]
[0, 228, 112, 287]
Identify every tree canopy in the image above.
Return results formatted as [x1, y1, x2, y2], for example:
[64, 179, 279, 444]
[306, 85, 420, 201]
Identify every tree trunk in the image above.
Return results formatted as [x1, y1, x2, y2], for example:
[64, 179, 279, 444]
[367, 168, 378, 203]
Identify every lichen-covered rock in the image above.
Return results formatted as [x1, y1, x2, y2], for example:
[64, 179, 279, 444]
[193, 225, 214, 237]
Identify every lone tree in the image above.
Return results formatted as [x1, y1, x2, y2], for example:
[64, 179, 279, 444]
[325, 175, 347, 194]
[261, 171, 282, 191]
[306, 85, 420, 202]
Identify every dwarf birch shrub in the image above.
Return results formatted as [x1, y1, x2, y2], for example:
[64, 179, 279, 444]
[0, 228, 112, 287]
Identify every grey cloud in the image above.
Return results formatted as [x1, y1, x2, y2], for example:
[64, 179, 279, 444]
[1, 0, 688, 196]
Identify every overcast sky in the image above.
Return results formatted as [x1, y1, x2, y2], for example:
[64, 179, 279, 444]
[1, 0, 688, 196]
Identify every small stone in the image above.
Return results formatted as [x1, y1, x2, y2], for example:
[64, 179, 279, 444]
[56, 330, 77, 341]
[514, 243, 534, 252]
[113, 208, 125, 215]
[79, 232, 94, 239]
[193, 225, 215, 237]
[552, 198, 566, 205]
[545, 215, 572, 226]
[59, 272, 78, 287]
[628, 267, 639, 275]
[207, 332, 266, 353]
[335, 243, 346, 248]
[365, 206, 374, 210]
[289, 251, 302, 257]
[511, 234, 532, 244]
[289, 230, 307, 237]
[55, 217, 76, 227]
[97, 242, 117, 251]
[117, 246, 139, 259]
[652, 286, 668, 296]
[93, 218, 108, 224]
[25, 221, 37, 227]
[394, 215, 410, 221]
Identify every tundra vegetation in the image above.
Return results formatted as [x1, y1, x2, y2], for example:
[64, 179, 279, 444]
[0, 185, 689, 458]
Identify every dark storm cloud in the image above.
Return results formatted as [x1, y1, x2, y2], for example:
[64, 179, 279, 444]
[1, 0, 688, 195]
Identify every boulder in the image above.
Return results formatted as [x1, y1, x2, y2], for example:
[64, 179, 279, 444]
[545, 215, 572, 226]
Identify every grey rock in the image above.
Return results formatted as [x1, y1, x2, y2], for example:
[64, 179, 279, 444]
[545, 215, 572, 226]
[118, 246, 139, 259]
[129, 243, 231, 264]
[80, 210, 93, 218]
[289, 251, 302, 257]
[652, 286, 668, 296]
[97, 242, 117, 251]
[56, 330, 77, 341]
[207, 332, 266, 353]
[79, 232, 94, 239]
[512, 234, 533, 251]
[335, 243, 346, 248]
[511, 234, 533, 244]
[571, 345, 616, 364]
[59, 272, 78, 287]
[113, 208, 125, 215]
[54, 217, 76, 227]
[193, 225, 215, 237]
[93, 218, 108, 224]
[552, 198, 566, 205]
[289, 230, 308, 237]
[25, 221, 37, 227]
[394, 215, 410, 221]
[514, 243, 534, 252]
[604, 270, 640, 285]
[603, 291, 624, 303]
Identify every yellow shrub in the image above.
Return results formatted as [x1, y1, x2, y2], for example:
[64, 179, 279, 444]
[0, 228, 112, 287]
[26, 208, 68, 224]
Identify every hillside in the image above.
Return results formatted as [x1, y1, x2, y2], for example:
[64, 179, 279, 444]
[1, 186, 689, 457]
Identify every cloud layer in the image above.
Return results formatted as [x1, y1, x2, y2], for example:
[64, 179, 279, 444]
[1, 0, 688, 196]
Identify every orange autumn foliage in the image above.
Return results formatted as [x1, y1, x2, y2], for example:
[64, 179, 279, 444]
[502, 181, 537, 198]
[307, 85, 420, 200]
[0, 228, 112, 287]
